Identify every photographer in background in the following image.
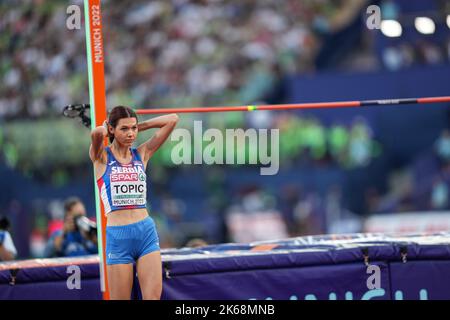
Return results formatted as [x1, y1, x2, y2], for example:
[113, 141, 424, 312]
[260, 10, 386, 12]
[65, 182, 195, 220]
[44, 197, 98, 258]
[0, 216, 17, 262]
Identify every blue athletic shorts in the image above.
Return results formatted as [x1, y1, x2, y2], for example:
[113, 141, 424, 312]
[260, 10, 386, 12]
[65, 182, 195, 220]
[106, 216, 160, 265]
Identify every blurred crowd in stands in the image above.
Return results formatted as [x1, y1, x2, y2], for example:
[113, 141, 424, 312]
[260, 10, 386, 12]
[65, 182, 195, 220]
[379, 0, 450, 71]
[366, 128, 450, 214]
[2, 0, 450, 119]
[0, 0, 361, 118]
[382, 39, 450, 71]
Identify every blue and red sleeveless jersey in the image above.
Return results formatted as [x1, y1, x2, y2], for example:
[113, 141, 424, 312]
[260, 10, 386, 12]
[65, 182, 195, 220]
[97, 147, 147, 214]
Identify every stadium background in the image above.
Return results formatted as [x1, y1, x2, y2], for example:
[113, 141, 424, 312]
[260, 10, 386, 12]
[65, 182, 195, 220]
[1, 0, 450, 259]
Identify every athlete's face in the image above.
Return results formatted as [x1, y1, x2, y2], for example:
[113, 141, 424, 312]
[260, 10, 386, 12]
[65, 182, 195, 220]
[112, 117, 138, 146]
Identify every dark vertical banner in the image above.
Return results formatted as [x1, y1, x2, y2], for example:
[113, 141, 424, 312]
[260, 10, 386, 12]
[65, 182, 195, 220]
[84, 0, 109, 300]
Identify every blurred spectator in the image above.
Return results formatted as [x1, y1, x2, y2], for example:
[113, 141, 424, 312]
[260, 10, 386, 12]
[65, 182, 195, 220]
[365, 187, 382, 214]
[303, 117, 327, 160]
[278, 184, 302, 235]
[381, 0, 400, 20]
[239, 186, 276, 213]
[324, 184, 344, 231]
[430, 176, 449, 210]
[348, 117, 373, 168]
[382, 47, 404, 71]
[435, 129, 450, 164]
[416, 40, 445, 66]
[185, 238, 208, 248]
[292, 192, 324, 236]
[328, 122, 349, 165]
[44, 197, 97, 258]
[0, 216, 17, 261]
[397, 43, 416, 68]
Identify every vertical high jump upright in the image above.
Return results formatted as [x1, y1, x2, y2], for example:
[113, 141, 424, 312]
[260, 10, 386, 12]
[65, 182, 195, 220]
[84, 0, 109, 300]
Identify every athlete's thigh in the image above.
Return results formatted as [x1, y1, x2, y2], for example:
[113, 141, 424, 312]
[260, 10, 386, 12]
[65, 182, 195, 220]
[136, 251, 162, 300]
[107, 263, 134, 300]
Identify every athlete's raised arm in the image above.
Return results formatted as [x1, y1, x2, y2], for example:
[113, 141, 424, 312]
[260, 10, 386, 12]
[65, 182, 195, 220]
[89, 120, 108, 162]
[137, 113, 179, 163]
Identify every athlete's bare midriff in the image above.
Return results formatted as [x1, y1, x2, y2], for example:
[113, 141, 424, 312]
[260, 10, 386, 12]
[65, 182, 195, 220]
[106, 208, 149, 226]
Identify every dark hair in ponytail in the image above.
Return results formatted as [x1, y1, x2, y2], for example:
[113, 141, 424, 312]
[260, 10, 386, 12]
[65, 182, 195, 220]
[107, 106, 138, 143]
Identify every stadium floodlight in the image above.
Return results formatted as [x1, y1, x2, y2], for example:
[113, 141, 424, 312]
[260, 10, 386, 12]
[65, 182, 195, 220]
[415, 17, 435, 34]
[381, 20, 403, 37]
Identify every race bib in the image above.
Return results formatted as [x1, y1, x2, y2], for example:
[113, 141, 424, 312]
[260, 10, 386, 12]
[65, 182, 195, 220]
[110, 165, 147, 207]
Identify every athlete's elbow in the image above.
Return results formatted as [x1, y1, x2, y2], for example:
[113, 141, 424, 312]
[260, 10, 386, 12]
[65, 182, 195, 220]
[169, 113, 179, 124]
[91, 126, 107, 140]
